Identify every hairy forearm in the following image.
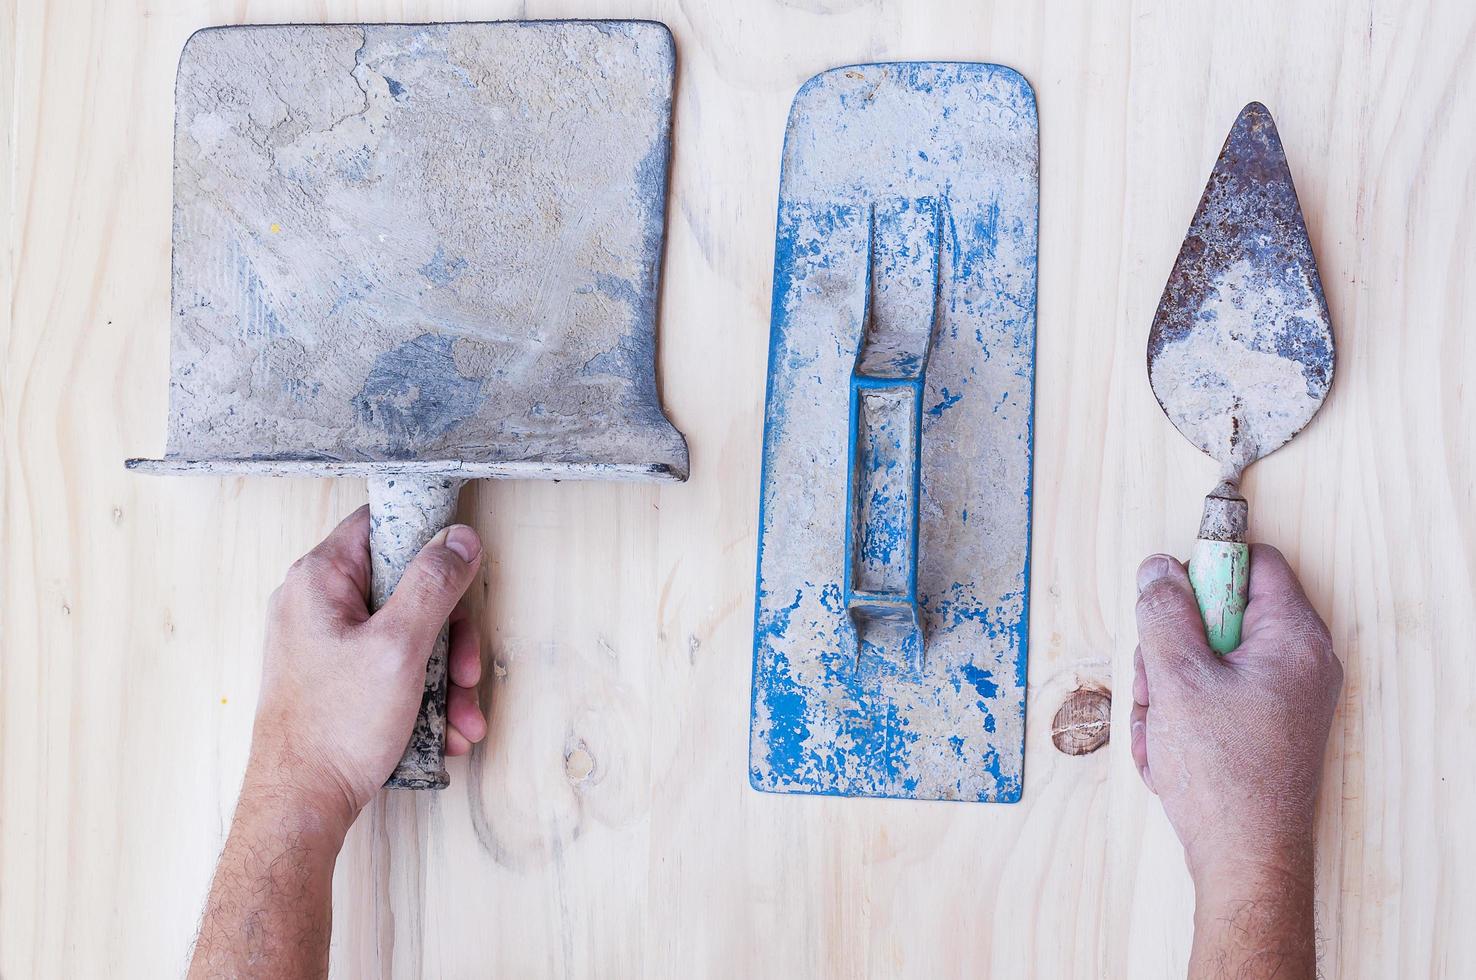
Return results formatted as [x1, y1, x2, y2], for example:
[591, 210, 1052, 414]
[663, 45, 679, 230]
[189, 771, 352, 980]
[1189, 847, 1317, 980]
[186, 509, 484, 976]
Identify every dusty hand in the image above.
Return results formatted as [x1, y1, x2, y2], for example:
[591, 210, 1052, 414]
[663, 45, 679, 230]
[246, 506, 489, 830]
[1131, 545, 1342, 887]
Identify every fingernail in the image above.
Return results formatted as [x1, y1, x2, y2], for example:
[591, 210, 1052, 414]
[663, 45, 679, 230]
[1137, 555, 1175, 593]
[445, 525, 481, 564]
[1131, 719, 1145, 741]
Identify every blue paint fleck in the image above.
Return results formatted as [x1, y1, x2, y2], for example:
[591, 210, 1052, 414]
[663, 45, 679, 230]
[926, 387, 963, 417]
[818, 583, 844, 614]
[961, 661, 999, 701]
[328, 279, 374, 316]
[279, 377, 321, 403]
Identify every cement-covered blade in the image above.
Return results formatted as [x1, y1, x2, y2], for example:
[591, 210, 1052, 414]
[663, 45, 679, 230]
[130, 23, 687, 482]
[1147, 102, 1334, 474]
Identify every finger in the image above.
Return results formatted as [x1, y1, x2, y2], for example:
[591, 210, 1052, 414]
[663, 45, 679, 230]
[310, 504, 370, 558]
[282, 506, 373, 614]
[446, 725, 473, 757]
[1135, 554, 1216, 677]
[449, 603, 483, 689]
[374, 525, 483, 654]
[448, 682, 487, 743]
[1133, 646, 1149, 706]
[1129, 701, 1152, 792]
[1245, 543, 1306, 604]
[1242, 543, 1329, 640]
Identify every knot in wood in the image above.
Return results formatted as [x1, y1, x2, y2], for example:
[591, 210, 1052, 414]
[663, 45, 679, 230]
[1051, 688, 1111, 755]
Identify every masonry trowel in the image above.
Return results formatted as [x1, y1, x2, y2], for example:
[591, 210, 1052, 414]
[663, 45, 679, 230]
[1147, 103, 1334, 652]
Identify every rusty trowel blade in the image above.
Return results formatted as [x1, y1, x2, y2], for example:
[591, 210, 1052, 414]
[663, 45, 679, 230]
[1147, 102, 1334, 473]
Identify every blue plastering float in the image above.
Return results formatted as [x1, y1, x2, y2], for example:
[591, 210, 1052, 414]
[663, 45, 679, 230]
[749, 63, 1039, 803]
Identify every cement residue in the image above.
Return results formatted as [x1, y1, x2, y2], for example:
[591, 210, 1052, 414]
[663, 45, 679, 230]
[1149, 257, 1330, 468]
[161, 23, 685, 475]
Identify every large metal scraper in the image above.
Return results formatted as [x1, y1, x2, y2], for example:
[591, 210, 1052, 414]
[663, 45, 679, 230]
[749, 64, 1039, 803]
[1148, 102, 1334, 652]
[129, 21, 688, 788]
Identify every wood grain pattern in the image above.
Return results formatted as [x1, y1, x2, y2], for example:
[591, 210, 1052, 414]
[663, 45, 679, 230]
[3, 0, 1473, 976]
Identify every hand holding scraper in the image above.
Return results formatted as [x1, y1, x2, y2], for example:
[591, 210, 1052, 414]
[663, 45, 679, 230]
[1147, 103, 1334, 652]
[129, 22, 688, 787]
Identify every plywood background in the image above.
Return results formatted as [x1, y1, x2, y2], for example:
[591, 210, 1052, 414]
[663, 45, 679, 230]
[3, 0, 1473, 977]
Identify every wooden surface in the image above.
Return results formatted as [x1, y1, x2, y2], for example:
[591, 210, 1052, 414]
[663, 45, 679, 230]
[3, 0, 1473, 976]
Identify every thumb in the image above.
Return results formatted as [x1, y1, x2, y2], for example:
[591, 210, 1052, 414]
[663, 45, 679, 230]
[374, 525, 482, 653]
[1135, 554, 1216, 679]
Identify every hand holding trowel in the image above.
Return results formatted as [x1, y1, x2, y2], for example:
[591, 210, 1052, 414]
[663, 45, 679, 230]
[129, 22, 688, 787]
[1147, 103, 1334, 652]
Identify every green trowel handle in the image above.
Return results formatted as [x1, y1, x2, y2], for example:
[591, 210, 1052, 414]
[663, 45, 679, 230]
[1187, 481, 1251, 653]
[1188, 538, 1249, 653]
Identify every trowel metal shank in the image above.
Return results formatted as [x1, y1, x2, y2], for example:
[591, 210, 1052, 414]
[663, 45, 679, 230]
[128, 21, 689, 789]
[749, 64, 1039, 803]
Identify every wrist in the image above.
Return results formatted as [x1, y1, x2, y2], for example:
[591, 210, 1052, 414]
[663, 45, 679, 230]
[237, 766, 358, 848]
[240, 736, 361, 845]
[1189, 845, 1317, 979]
[1191, 833, 1315, 912]
[1183, 801, 1315, 882]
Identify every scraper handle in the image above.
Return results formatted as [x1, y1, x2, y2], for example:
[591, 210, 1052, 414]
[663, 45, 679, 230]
[368, 474, 466, 789]
[1187, 482, 1250, 654]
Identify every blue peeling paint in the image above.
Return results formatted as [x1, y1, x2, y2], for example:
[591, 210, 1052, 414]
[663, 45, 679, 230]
[926, 387, 962, 417]
[956, 199, 1000, 281]
[960, 661, 999, 701]
[818, 582, 844, 614]
[751, 590, 815, 786]
[580, 272, 667, 433]
[279, 376, 322, 402]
